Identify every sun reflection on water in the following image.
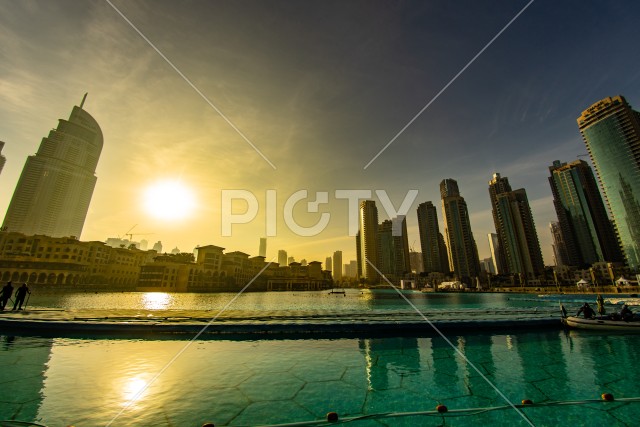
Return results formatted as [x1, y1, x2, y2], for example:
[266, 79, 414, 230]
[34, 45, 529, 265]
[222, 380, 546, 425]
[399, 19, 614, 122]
[122, 376, 149, 406]
[141, 292, 172, 310]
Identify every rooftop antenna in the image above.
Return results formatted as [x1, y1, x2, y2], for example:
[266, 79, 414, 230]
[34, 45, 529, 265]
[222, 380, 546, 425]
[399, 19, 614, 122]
[80, 93, 88, 109]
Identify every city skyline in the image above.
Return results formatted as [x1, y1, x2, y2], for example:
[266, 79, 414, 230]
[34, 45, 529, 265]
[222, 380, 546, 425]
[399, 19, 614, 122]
[1, 1, 640, 265]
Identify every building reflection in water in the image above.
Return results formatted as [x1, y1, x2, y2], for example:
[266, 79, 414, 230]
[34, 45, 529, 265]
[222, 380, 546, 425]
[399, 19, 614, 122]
[359, 337, 422, 391]
[0, 335, 53, 421]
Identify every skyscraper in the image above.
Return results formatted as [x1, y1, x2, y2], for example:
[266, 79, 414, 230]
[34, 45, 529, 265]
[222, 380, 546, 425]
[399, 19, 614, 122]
[358, 200, 379, 283]
[489, 173, 544, 280]
[325, 256, 332, 272]
[3, 96, 102, 238]
[0, 141, 6, 175]
[377, 217, 410, 279]
[548, 159, 623, 267]
[278, 249, 288, 266]
[578, 95, 640, 268]
[549, 222, 569, 267]
[259, 237, 267, 257]
[333, 250, 343, 281]
[440, 179, 480, 284]
[487, 233, 500, 275]
[493, 188, 545, 281]
[417, 201, 448, 273]
[488, 173, 510, 274]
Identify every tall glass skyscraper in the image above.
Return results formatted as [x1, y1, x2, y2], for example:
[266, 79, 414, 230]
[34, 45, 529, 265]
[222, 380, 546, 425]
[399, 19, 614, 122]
[578, 96, 640, 269]
[548, 159, 623, 267]
[3, 96, 102, 238]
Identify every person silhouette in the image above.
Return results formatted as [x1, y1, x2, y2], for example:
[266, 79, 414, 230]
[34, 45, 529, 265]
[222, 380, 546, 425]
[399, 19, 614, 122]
[576, 302, 595, 319]
[0, 282, 14, 310]
[12, 283, 30, 311]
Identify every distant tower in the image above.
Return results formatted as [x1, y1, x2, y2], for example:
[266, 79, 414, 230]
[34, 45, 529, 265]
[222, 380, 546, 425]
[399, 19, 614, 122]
[325, 256, 332, 272]
[171, 246, 180, 254]
[358, 200, 379, 283]
[0, 141, 6, 175]
[152, 241, 163, 253]
[577, 95, 640, 268]
[139, 239, 149, 251]
[489, 173, 545, 280]
[440, 179, 480, 284]
[333, 250, 343, 281]
[259, 237, 267, 257]
[287, 256, 295, 265]
[3, 95, 102, 238]
[300, 259, 307, 266]
[278, 250, 288, 266]
[494, 187, 545, 280]
[548, 159, 623, 267]
[488, 173, 511, 274]
[377, 217, 410, 279]
[417, 201, 448, 273]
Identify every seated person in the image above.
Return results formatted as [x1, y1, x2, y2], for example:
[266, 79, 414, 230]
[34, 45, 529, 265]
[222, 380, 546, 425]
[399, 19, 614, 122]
[620, 304, 634, 321]
[576, 302, 595, 319]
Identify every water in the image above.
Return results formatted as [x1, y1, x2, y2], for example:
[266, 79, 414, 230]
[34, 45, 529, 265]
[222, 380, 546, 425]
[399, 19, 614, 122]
[24, 288, 640, 312]
[1, 291, 639, 426]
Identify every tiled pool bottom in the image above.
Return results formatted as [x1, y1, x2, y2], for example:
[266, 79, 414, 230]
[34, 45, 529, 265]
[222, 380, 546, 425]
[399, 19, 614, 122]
[0, 331, 639, 426]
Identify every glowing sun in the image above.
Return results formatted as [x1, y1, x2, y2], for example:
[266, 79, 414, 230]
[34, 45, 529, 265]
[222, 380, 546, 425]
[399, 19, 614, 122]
[143, 180, 196, 220]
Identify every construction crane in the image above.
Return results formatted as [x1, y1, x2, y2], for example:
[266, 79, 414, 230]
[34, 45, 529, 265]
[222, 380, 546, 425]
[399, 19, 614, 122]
[119, 224, 154, 241]
[119, 224, 138, 240]
[126, 232, 154, 241]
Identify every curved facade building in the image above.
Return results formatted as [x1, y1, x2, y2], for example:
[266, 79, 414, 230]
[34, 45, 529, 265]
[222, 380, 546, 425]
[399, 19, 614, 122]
[3, 97, 103, 238]
[578, 96, 640, 269]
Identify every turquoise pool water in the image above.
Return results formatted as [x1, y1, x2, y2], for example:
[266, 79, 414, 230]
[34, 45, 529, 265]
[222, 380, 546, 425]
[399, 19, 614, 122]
[1, 291, 639, 426]
[1, 331, 639, 426]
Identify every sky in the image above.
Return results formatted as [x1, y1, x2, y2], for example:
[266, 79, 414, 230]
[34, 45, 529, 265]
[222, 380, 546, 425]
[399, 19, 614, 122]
[1, 0, 640, 267]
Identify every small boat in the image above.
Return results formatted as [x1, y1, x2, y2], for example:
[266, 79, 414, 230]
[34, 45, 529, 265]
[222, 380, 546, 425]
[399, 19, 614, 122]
[560, 303, 640, 331]
[328, 288, 346, 295]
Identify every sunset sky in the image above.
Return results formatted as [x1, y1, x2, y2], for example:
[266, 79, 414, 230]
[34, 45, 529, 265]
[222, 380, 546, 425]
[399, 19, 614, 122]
[1, 0, 640, 267]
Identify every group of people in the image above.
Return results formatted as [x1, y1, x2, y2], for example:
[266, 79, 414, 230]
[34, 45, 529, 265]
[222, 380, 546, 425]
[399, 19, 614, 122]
[0, 281, 30, 311]
[576, 296, 635, 321]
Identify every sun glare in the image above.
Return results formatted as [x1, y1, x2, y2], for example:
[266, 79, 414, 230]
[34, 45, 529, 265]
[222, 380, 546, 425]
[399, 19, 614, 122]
[143, 180, 196, 220]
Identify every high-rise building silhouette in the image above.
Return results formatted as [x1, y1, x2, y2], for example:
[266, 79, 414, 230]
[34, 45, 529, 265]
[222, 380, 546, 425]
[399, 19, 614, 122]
[548, 159, 623, 267]
[152, 241, 163, 253]
[487, 233, 500, 275]
[488, 173, 510, 274]
[440, 179, 480, 284]
[489, 173, 544, 280]
[549, 222, 569, 267]
[493, 187, 545, 281]
[3, 96, 102, 238]
[355, 231, 362, 279]
[358, 200, 379, 282]
[0, 141, 6, 175]
[333, 250, 343, 281]
[278, 250, 288, 266]
[258, 237, 267, 257]
[578, 95, 640, 268]
[417, 201, 449, 274]
[325, 256, 332, 272]
[377, 217, 410, 280]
